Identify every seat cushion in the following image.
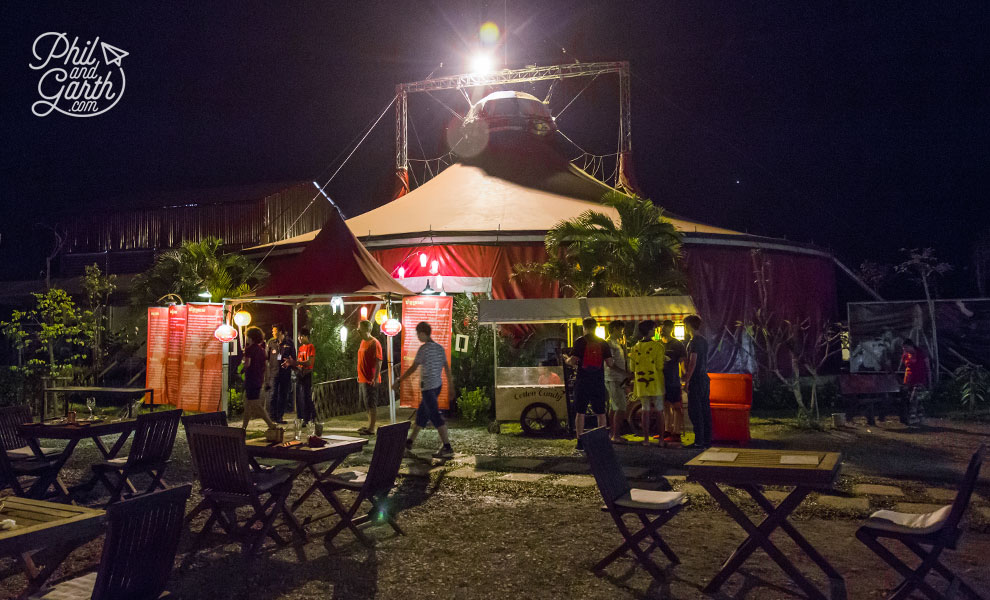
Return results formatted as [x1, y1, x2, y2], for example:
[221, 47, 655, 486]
[6, 446, 60, 460]
[27, 571, 96, 599]
[614, 489, 688, 511]
[251, 468, 292, 492]
[864, 504, 952, 535]
[326, 470, 367, 490]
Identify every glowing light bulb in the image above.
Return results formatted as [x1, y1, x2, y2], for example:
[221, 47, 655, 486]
[594, 325, 606, 339]
[673, 324, 686, 340]
[436, 274, 444, 291]
[419, 253, 428, 268]
[430, 260, 439, 274]
[338, 326, 348, 345]
[360, 306, 369, 321]
[398, 266, 406, 278]
[232, 310, 252, 327]
[470, 53, 494, 74]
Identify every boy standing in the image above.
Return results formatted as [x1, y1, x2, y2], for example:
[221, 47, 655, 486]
[394, 321, 454, 458]
[659, 319, 686, 443]
[628, 320, 666, 446]
[293, 328, 316, 426]
[356, 320, 383, 435]
[682, 315, 712, 449]
[565, 317, 618, 451]
[604, 321, 632, 443]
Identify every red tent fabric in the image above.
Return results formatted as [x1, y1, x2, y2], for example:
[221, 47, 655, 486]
[258, 210, 412, 297]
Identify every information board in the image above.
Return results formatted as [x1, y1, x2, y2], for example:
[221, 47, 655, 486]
[146, 303, 223, 411]
[400, 295, 453, 410]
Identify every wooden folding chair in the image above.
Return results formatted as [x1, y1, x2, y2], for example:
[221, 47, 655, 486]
[179, 411, 229, 522]
[0, 405, 59, 461]
[320, 421, 411, 547]
[185, 424, 303, 556]
[581, 427, 687, 581]
[92, 409, 182, 505]
[0, 445, 69, 501]
[856, 444, 985, 600]
[28, 485, 191, 600]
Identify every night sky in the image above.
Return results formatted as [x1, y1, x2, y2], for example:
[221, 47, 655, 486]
[2, 1, 988, 293]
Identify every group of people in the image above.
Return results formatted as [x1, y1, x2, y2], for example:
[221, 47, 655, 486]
[239, 318, 457, 459]
[241, 324, 315, 430]
[566, 315, 712, 450]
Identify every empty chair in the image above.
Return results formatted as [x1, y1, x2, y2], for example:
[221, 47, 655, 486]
[180, 411, 228, 432]
[856, 444, 985, 600]
[28, 485, 191, 599]
[92, 409, 182, 505]
[0, 405, 59, 460]
[320, 421, 411, 546]
[185, 424, 303, 555]
[0, 445, 68, 500]
[581, 427, 687, 581]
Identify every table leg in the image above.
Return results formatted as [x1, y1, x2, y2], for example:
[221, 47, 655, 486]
[700, 481, 828, 600]
[291, 458, 346, 511]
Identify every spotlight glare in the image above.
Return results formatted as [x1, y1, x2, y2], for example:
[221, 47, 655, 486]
[469, 53, 494, 74]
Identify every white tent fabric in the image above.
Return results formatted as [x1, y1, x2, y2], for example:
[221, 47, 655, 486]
[478, 296, 697, 324]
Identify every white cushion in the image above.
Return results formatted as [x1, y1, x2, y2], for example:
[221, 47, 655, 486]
[28, 572, 96, 599]
[328, 470, 367, 485]
[864, 504, 952, 535]
[614, 488, 688, 511]
[6, 446, 59, 460]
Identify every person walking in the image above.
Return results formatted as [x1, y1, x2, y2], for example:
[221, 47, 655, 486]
[293, 328, 316, 427]
[682, 315, 712, 449]
[565, 317, 618, 451]
[604, 321, 632, 443]
[356, 320, 383, 435]
[660, 319, 686, 444]
[241, 326, 277, 430]
[628, 320, 667, 447]
[270, 324, 295, 424]
[899, 340, 930, 426]
[394, 322, 454, 458]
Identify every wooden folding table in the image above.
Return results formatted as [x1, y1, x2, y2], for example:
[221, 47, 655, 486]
[42, 386, 154, 420]
[0, 496, 106, 598]
[686, 447, 845, 600]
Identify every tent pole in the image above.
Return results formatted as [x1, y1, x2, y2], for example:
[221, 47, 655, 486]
[386, 294, 397, 424]
[292, 304, 299, 420]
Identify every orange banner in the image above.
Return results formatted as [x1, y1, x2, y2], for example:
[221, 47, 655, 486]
[400, 295, 453, 410]
[146, 303, 223, 411]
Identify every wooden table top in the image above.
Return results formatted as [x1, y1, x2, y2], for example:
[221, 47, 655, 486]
[0, 497, 106, 556]
[19, 419, 138, 440]
[246, 435, 368, 464]
[685, 447, 842, 489]
[44, 386, 152, 395]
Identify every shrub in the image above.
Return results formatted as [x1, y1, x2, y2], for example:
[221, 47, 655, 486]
[456, 387, 491, 425]
[955, 364, 990, 412]
[228, 388, 244, 416]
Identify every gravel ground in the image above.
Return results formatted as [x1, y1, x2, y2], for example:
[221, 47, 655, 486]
[2, 409, 988, 599]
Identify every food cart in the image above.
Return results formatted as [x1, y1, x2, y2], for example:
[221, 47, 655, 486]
[478, 296, 697, 435]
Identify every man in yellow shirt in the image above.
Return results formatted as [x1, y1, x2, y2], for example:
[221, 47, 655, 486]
[628, 320, 667, 447]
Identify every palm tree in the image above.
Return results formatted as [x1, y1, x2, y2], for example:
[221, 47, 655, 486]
[132, 237, 267, 305]
[538, 192, 684, 297]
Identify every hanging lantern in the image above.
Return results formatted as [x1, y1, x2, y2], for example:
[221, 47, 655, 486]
[436, 273, 444, 291]
[338, 326, 348, 345]
[374, 308, 389, 325]
[329, 296, 344, 315]
[397, 266, 406, 278]
[359, 306, 369, 321]
[214, 323, 238, 343]
[419, 253, 428, 268]
[430, 259, 439, 274]
[232, 310, 252, 327]
[382, 318, 402, 337]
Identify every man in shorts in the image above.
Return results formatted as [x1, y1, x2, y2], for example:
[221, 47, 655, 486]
[604, 321, 632, 442]
[565, 317, 619, 451]
[356, 320, 383, 435]
[660, 319, 686, 443]
[394, 321, 454, 458]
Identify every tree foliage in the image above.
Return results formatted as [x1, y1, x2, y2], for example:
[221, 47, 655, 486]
[82, 264, 117, 372]
[516, 193, 685, 297]
[895, 247, 951, 380]
[132, 237, 267, 305]
[1, 288, 93, 381]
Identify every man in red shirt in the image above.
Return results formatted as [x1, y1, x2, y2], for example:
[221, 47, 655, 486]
[356, 320, 383, 435]
[293, 328, 316, 426]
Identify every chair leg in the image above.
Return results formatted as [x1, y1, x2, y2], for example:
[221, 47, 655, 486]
[614, 515, 665, 581]
[902, 540, 987, 600]
[637, 513, 680, 565]
[369, 496, 404, 536]
[325, 491, 373, 547]
[856, 528, 944, 600]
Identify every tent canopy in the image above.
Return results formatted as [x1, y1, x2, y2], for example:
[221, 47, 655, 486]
[478, 295, 697, 325]
[252, 206, 412, 300]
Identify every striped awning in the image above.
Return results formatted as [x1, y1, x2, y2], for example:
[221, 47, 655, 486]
[478, 296, 696, 324]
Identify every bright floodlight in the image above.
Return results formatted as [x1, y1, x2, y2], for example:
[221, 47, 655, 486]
[470, 53, 494, 74]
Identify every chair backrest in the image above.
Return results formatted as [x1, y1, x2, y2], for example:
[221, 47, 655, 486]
[945, 444, 985, 535]
[0, 445, 24, 495]
[0, 405, 31, 451]
[180, 411, 228, 434]
[185, 424, 256, 496]
[92, 484, 190, 600]
[581, 427, 631, 509]
[364, 421, 411, 497]
[127, 409, 182, 467]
